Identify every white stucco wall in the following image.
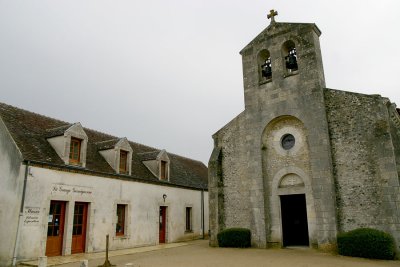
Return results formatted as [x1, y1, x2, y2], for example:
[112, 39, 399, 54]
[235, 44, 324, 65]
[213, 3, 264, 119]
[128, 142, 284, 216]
[0, 118, 24, 267]
[16, 166, 209, 261]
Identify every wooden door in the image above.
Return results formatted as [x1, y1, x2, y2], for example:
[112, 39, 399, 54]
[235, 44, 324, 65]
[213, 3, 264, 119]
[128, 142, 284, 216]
[159, 206, 167, 243]
[71, 202, 88, 254]
[46, 201, 66, 256]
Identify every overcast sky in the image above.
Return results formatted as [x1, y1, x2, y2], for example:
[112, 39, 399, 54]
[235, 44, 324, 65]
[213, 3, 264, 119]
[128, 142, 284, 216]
[0, 0, 399, 164]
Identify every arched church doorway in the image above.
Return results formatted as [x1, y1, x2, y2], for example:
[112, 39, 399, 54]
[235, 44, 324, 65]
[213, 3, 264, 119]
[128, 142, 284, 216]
[280, 194, 309, 246]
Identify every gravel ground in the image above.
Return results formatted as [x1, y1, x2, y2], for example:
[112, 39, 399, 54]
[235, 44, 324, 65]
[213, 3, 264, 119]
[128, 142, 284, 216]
[58, 240, 399, 267]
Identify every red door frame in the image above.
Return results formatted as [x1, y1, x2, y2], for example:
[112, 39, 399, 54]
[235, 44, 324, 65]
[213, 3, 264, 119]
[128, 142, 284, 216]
[71, 202, 88, 254]
[159, 206, 167, 243]
[46, 201, 66, 256]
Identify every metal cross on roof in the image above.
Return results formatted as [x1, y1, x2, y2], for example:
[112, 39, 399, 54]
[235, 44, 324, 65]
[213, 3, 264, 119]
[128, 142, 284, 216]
[267, 9, 278, 23]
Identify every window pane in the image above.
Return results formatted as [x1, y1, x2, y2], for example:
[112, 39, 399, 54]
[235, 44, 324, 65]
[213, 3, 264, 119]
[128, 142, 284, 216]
[47, 226, 53, 236]
[69, 138, 81, 162]
[54, 226, 59, 236]
[73, 225, 82, 235]
[54, 215, 60, 226]
[55, 203, 61, 214]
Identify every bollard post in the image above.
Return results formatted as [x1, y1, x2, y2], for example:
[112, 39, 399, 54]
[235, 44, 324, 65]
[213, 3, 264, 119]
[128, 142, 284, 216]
[98, 234, 115, 267]
[38, 256, 47, 267]
[80, 259, 88, 267]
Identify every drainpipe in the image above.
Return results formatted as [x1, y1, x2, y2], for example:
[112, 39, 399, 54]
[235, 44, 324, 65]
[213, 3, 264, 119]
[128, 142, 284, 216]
[201, 189, 204, 239]
[12, 161, 30, 267]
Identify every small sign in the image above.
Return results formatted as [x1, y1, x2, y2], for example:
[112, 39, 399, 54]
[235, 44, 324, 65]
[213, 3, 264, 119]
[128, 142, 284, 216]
[51, 184, 93, 196]
[24, 207, 40, 226]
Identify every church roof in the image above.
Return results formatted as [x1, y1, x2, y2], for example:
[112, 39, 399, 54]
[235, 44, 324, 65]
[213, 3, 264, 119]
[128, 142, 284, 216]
[0, 102, 208, 190]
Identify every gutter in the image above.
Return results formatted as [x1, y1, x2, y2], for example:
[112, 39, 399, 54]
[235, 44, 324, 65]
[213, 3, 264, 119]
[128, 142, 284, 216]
[12, 161, 30, 267]
[201, 189, 205, 239]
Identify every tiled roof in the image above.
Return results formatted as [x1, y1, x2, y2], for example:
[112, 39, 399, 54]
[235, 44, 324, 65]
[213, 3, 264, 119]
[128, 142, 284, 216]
[96, 139, 120, 150]
[137, 151, 160, 161]
[0, 102, 208, 190]
[46, 124, 74, 138]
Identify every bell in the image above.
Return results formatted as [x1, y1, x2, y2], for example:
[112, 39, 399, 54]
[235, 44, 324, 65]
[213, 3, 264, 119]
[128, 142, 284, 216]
[286, 51, 298, 70]
[262, 65, 272, 79]
[261, 60, 272, 79]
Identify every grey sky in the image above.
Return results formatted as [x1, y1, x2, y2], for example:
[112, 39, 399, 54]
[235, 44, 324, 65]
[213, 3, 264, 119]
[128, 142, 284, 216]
[0, 0, 399, 164]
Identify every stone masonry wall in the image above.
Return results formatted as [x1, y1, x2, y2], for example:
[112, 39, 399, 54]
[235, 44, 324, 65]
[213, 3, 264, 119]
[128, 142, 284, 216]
[324, 89, 400, 250]
[388, 104, 400, 181]
[217, 114, 252, 229]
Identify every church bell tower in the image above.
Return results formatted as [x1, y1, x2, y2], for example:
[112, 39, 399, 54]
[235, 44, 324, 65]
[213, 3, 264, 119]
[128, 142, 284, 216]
[239, 11, 337, 248]
[240, 10, 326, 109]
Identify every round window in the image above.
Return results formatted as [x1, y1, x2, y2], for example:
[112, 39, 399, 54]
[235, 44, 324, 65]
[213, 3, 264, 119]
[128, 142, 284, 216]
[281, 134, 295, 150]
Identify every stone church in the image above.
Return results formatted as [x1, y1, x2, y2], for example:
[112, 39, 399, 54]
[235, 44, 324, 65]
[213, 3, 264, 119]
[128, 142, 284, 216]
[209, 11, 400, 251]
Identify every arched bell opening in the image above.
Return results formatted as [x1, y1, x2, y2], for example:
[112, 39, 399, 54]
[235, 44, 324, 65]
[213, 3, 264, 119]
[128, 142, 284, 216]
[257, 49, 272, 83]
[282, 40, 298, 74]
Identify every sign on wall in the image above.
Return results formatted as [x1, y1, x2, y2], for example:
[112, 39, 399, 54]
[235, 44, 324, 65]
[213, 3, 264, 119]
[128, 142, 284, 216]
[51, 184, 93, 196]
[24, 207, 41, 226]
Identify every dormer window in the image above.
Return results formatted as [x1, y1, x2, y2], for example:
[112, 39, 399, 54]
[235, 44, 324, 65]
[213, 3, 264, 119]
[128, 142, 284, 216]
[139, 149, 170, 181]
[69, 138, 82, 165]
[46, 123, 88, 167]
[97, 138, 133, 175]
[119, 150, 128, 174]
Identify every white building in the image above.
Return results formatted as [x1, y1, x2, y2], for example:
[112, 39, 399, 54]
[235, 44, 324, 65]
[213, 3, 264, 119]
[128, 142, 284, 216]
[0, 102, 208, 266]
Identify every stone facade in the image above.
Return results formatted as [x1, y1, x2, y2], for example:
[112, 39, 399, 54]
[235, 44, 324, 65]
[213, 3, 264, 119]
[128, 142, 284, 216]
[325, 90, 400, 235]
[209, 18, 400, 253]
